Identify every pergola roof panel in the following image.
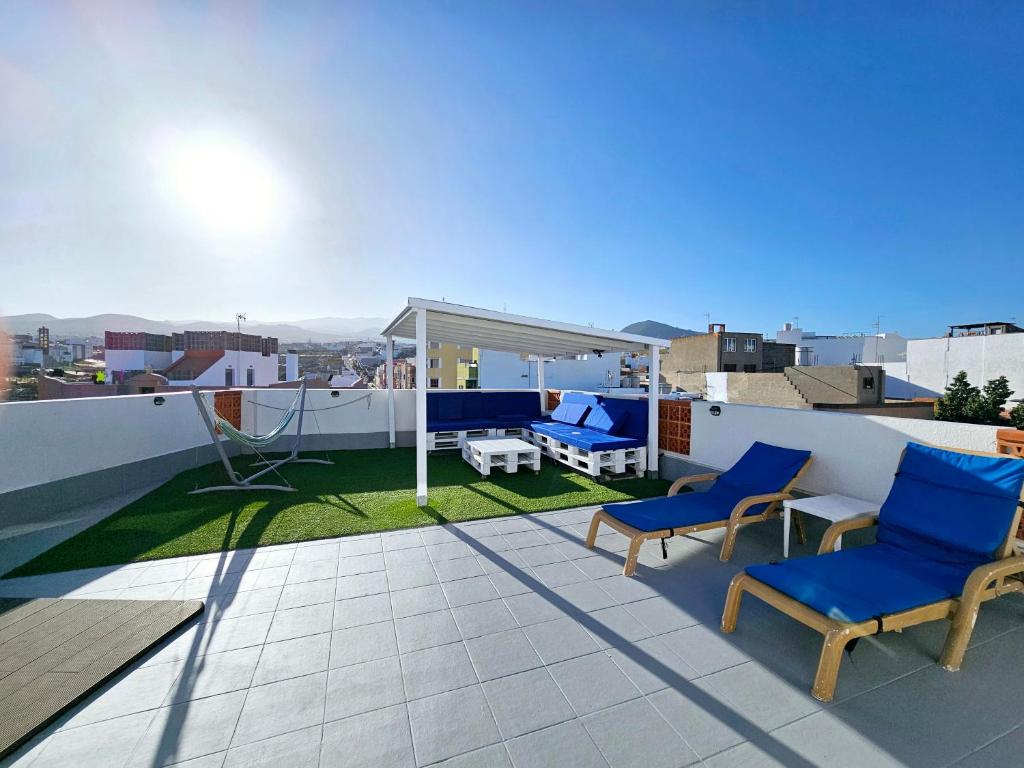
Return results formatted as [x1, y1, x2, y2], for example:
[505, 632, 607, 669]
[382, 298, 667, 356]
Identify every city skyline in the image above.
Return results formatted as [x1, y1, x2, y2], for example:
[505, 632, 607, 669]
[2, 3, 1022, 337]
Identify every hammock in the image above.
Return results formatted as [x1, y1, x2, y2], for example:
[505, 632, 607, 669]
[189, 379, 333, 494]
[201, 382, 304, 448]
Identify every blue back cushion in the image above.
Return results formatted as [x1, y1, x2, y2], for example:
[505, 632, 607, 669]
[561, 392, 602, 409]
[462, 394, 484, 419]
[551, 401, 591, 426]
[435, 394, 463, 420]
[709, 442, 811, 507]
[877, 442, 1024, 566]
[490, 391, 541, 418]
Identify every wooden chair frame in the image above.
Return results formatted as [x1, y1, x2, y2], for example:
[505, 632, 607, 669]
[585, 457, 814, 576]
[721, 445, 1024, 702]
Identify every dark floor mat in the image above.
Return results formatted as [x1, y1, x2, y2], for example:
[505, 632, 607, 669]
[0, 597, 204, 758]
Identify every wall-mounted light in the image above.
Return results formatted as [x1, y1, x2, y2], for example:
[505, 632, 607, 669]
[153, 396, 166, 406]
[709, 405, 722, 416]
[331, 390, 340, 398]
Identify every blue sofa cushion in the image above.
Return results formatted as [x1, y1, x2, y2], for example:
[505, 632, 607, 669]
[603, 492, 739, 532]
[584, 401, 628, 434]
[426, 391, 543, 433]
[876, 442, 1024, 568]
[526, 421, 645, 452]
[437, 397, 463, 420]
[746, 544, 976, 623]
[561, 392, 602, 407]
[550, 401, 591, 426]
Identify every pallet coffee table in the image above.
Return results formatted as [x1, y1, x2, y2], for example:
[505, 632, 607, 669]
[462, 437, 541, 478]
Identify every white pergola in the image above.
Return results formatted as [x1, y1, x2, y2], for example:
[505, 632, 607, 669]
[381, 298, 668, 506]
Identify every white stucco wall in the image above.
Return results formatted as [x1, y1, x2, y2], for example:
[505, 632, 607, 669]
[478, 350, 620, 390]
[244, 388, 414, 437]
[705, 372, 729, 402]
[896, 334, 1024, 403]
[0, 389, 417, 496]
[104, 349, 174, 380]
[775, 330, 908, 366]
[0, 391, 214, 494]
[685, 401, 1000, 504]
[193, 351, 279, 388]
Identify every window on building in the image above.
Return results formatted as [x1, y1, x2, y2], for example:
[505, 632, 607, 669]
[429, 378, 440, 388]
[743, 364, 757, 373]
[723, 363, 737, 372]
[744, 338, 757, 353]
[724, 337, 736, 353]
[428, 341, 441, 350]
[863, 377, 874, 390]
[225, 367, 234, 387]
[247, 367, 255, 386]
[428, 358, 442, 369]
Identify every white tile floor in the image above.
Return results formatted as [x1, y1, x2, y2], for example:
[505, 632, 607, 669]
[3, 506, 1024, 768]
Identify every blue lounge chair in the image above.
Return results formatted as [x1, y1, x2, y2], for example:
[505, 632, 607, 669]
[722, 442, 1024, 702]
[585, 441, 813, 575]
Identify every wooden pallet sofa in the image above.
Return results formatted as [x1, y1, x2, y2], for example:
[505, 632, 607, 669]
[722, 442, 1024, 702]
[521, 392, 649, 479]
[425, 391, 544, 450]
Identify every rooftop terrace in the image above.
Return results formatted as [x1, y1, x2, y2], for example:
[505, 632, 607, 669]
[1, 385, 1022, 767]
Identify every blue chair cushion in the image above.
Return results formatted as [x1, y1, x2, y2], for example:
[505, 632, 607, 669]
[602, 492, 739, 532]
[877, 442, 1024, 568]
[550, 401, 591, 426]
[436, 395, 463, 420]
[708, 442, 811, 508]
[746, 544, 976, 623]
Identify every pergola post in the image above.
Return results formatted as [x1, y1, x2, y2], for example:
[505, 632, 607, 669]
[385, 335, 395, 448]
[647, 342, 660, 477]
[535, 354, 546, 413]
[415, 309, 428, 506]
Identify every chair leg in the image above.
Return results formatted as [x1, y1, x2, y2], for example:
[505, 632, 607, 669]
[585, 510, 603, 549]
[812, 628, 854, 702]
[622, 536, 643, 577]
[793, 510, 808, 545]
[719, 521, 741, 561]
[940, 594, 984, 671]
[721, 573, 748, 633]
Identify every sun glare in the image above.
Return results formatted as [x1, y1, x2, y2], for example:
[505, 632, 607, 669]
[150, 129, 287, 238]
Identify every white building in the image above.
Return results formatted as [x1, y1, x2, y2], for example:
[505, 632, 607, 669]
[884, 323, 1024, 401]
[164, 349, 279, 387]
[477, 350, 620, 391]
[776, 323, 908, 366]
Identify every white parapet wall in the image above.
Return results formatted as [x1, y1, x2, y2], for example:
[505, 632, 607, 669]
[0, 391, 215, 496]
[242, 388, 415, 440]
[685, 401, 1000, 504]
[0, 388, 418, 499]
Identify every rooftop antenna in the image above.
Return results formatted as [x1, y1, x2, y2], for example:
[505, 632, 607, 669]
[235, 312, 246, 386]
[703, 312, 711, 328]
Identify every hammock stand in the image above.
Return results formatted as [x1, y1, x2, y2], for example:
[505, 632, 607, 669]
[190, 379, 333, 494]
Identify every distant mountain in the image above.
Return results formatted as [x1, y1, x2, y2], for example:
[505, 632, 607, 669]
[621, 320, 698, 339]
[0, 313, 388, 343]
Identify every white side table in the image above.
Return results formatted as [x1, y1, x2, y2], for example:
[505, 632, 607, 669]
[782, 494, 880, 558]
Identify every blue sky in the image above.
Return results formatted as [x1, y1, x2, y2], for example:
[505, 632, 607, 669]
[1, 2, 1021, 338]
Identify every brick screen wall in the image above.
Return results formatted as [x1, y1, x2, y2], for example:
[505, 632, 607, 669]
[214, 390, 242, 430]
[658, 399, 691, 455]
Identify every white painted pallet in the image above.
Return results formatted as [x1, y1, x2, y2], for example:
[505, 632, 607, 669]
[523, 430, 646, 478]
[426, 427, 525, 451]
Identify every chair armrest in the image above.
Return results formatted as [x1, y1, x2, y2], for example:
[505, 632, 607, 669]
[818, 516, 878, 554]
[960, 556, 1024, 599]
[728, 492, 793, 521]
[667, 473, 720, 497]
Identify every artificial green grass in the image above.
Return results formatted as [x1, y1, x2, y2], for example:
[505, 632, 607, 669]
[6, 448, 669, 577]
